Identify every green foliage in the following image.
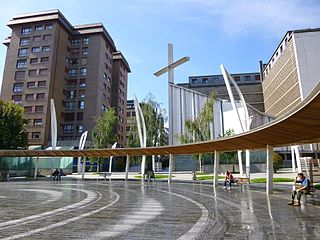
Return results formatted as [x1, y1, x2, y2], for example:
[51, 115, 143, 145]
[134, 174, 173, 179]
[128, 94, 168, 148]
[273, 153, 283, 173]
[0, 100, 28, 149]
[92, 108, 117, 149]
[196, 175, 225, 180]
[220, 129, 237, 171]
[250, 178, 294, 183]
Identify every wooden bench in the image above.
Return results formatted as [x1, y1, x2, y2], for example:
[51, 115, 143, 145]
[99, 172, 111, 180]
[237, 177, 250, 184]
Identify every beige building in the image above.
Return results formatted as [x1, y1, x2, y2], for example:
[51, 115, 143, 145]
[0, 10, 130, 147]
[262, 28, 320, 117]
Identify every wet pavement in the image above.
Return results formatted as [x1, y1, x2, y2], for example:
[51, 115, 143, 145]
[0, 180, 319, 239]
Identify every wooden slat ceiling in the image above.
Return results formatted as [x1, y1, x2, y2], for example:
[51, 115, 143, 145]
[1, 81, 320, 158]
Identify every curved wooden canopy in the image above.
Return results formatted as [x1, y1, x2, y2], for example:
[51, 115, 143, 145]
[1, 81, 320, 158]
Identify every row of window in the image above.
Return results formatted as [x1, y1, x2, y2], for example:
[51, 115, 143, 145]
[63, 112, 83, 121]
[68, 68, 87, 76]
[64, 101, 85, 110]
[27, 118, 43, 126]
[69, 47, 88, 55]
[18, 46, 50, 56]
[13, 81, 46, 91]
[65, 78, 86, 88]
[62, 124, 84, 134]
[20, 34, 51, 46]
[64, 90, 85, 99]
[126, 111, 136, 117]
[67, 57, 87, 67]
[12, 93, 45, 102]
[16, 57, 49, 68]
[71, 37, 89, 46]
[21, 24, 53, 35]
[24, 105, 44, 113]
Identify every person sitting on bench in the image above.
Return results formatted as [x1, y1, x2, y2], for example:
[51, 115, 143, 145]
[224, 171, 235, 190]
[288, 173, 310, 206]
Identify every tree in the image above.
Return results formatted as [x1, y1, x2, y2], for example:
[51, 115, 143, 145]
[92, 108, 117, 172]
[179, 92, 216, 172]
[0, 100, 28, 149]
[273, 152, 283, 173]
[128, 94, 168, 166]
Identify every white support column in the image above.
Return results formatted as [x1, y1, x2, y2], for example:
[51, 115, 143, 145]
[82, 157, 85, 180]
[152, 155, 156, 172]
[294, 146, 302, 173]
[245, 150, 250, 178]
[291, 146, 296, 172]
[237, 150, 244, 176]
[125, 155, 130, 181]
[266, 145, 274, 194]
[34, 157, 39, 180]
[168, 154, 173, 183]
[213, 151, 220, 187]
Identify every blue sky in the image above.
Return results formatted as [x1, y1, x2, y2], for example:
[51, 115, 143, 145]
[0, 0, 320, 112]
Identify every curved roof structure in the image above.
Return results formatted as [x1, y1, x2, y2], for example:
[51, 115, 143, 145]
[1, 81, 320, 158]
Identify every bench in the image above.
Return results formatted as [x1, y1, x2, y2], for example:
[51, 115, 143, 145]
[99, 172, 111, 180]
[293, 184, 315, 203]
[237, 177, 250, 184]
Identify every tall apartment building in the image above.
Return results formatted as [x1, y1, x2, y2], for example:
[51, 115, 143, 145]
[262, 28, 320, 117]
[178, 72, 264, 112]
[0, 10, 130, 147]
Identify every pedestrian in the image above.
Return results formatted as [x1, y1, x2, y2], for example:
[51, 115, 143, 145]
[288, 173, 310, 206]
[223, 171, 235, 190]
[52, 168, 60, 181]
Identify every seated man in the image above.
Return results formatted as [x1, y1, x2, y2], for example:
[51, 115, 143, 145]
[224, 171, 235, 190]
[288, 173, 310, 206]
[52, 168, 60, 181]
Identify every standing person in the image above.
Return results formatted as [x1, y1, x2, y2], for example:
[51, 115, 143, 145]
[224, 171, 235, 190]
[288, 173, 310, 206]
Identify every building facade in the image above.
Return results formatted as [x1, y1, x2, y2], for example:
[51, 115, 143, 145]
[126, 99, 136, 145]
[178, 72, 264, 112]
[0, 10, 130, 148]
[262, 28, 320, 117]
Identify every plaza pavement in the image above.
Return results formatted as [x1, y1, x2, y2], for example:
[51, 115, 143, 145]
[0, 171, 319, 239]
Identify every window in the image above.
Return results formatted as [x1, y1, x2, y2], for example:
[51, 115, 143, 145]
[63, 124, 74, 133]
[79, 90, 85, 99]
[103, 83, 107, 89]
[45, 24, 53, 30]
[191, 78, 198, 84]
[69, 58, 79, 66]
[16, 59, 27, 68]
[12, 95, 22, 104]
[21, 27, 31, 35]
[30, 58, 39, 64]
[126, 111, 131, 117]
[82, 37, 89, 45]
[132, 112, 136, 117]
[65, 113, 75, 121]
[234, 76, 240, 81]
[68, 69, 78, 76]
[31, 132, 41, 139]
[102, 104, 106, 112]
[80, 68, 87, 76]
[28, 70, 35, 78]
[32, 47, 41, 53]
[18, 48, 28, 56]
[36, 93, 45, 99]
[244, 76, 251, 81]
[126, 126, 131, 132]
[79, 101, 85, 110]
[15, 71, 25, 80]
[13, 83, 23, 92]
[255, 75, 260, 81]
[35, 25, 43, 31]
[41, 57, 49, 63]
[70, 48, 80, 55]
[202, 78, 208, 84]
[38, 81, 46, 87]
[35, 106, 44, 112]
[33, 36, 41, 42]
[67, 90, 76, 99]
[77, 112, 83, 121]
[20, 38, 30, 46]
[26, 94, 34, 100]
[82, 47, 88, 55]
[24, 106, 32, 113]
[79, 79, 86, 87]
[27, 82, 36, 88]
[65, 101, 76, 110]
[42, 46, 50, 52]
[43, 34, 51, 41]
[39, 69, 48, 75]
[71, 38, 81, 46]
[77, 125, 83, 133]
[34, 119, 43, 125]
[103, 73, 108, 80]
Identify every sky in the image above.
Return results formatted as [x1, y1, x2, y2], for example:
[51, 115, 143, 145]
[0, 0, 320, 113]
